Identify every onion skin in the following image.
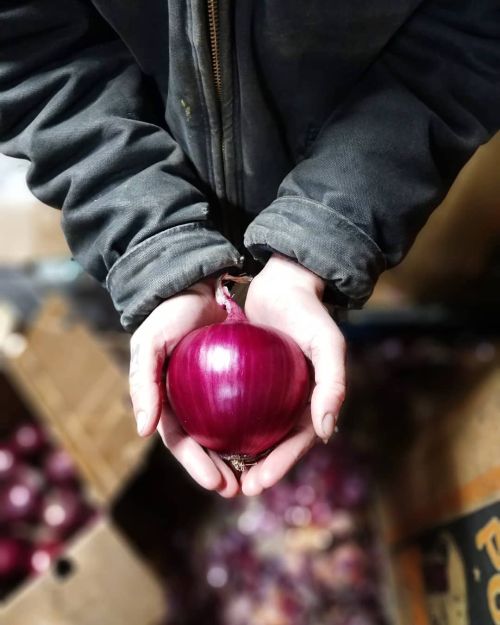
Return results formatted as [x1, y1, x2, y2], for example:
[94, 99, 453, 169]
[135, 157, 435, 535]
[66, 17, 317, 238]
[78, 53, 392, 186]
[44, 450, 78, 485]
[41, 488, 86, 537]
[28, 541, 62, 576]
[0, 444, 16, 482]
[0, 466, 44, 524]
[166, 278, 310, 465]
[11, 423, 47, 458]
[0, 538, 28, 578]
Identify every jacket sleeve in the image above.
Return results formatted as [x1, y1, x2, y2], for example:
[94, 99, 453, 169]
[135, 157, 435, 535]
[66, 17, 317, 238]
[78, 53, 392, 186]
[0, 0, 243, 331]
[244, 0, 500, 308]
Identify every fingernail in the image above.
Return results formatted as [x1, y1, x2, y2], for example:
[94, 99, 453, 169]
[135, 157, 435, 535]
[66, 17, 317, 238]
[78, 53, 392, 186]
[321, 412, 336, 441]
[136, 410, 148, 435]
[322, 420, 340, 444]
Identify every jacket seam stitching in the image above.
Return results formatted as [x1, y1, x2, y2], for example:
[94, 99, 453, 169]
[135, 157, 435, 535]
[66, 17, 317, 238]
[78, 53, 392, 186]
[245, 224, 376, 302]
[106, 222, 233, 290]
[272, 195, 387, 268]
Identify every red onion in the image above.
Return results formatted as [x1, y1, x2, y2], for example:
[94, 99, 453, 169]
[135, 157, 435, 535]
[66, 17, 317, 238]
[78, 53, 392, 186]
[0, 443, 17, 482]
[337, 473, 370, 509]
[328, 542, 369, 589]
[0, 538, 28, 579]
[11, 423, 47, 458]
[0, 465, 44, 524]
[41, 488, 86, 537]
[44, 449, 78, 485]
[28, 541, 62, 576]
[167, 275, 310, 470]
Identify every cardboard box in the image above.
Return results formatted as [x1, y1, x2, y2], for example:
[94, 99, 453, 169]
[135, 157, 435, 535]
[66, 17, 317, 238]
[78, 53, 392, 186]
[1, 296, 150, 506]
[0, 519, 166, 625]
[381, 359, 500, 625]
[0, 297, 166, 624]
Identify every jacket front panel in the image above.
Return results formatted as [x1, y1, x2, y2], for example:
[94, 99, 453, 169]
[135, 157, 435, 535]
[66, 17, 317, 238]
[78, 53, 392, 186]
[91, 0, 421, 219]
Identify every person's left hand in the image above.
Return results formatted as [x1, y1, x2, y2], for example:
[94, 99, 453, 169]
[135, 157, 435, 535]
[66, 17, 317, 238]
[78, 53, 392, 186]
[241, 253, 346, 496]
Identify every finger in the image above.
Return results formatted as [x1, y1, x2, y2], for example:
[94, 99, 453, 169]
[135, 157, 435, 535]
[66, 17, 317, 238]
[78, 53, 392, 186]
[129, 332, 166, 437]
[308, 325, 346, 442]
[157, 404, 223, 491]
[207, 451, 241, 498]
[240, 426, 316, 496]
[240, 464, 263, 497]
[241, 411, 317, 495]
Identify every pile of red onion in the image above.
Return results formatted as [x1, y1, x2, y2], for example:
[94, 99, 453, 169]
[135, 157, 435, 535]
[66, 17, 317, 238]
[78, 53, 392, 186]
[200, 438, 387, 625]
[0, 421, 96, 598]
[167, 276, 310, 470]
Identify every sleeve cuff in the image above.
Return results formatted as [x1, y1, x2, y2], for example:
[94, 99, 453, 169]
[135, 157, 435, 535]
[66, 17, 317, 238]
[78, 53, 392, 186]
[244, 196, 386, 308]
[106, 223, 244, 331]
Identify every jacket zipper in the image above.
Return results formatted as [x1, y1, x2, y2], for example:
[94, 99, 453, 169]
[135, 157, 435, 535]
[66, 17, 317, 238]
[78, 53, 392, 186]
[207, 0, 222, 102]
[208, 0, 237, 244]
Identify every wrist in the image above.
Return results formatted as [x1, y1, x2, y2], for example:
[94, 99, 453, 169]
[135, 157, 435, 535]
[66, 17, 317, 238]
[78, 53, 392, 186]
[267, 253, 325, 297]
[181, 276, 217, 300]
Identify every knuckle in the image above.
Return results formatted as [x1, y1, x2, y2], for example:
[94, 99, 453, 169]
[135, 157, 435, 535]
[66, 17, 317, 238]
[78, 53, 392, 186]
[326, 325, 345, 348]
[128, 378, 143, 401]
[128, 366, 140, 384]
[331, 380, 346, 402]
[315, 379, 346, 403]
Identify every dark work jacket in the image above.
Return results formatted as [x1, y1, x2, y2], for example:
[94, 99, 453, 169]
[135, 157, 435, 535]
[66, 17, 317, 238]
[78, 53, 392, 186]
[0, 1, 499, 330]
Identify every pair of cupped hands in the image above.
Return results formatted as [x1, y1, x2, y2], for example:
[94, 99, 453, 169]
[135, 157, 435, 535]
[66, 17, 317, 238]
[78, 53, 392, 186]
[129, 254, 346, 497]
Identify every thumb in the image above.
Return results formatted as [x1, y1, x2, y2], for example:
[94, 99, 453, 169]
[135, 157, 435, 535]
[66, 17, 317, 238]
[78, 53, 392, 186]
[129, 333, 165, 436]
[308, 326, 346, 442]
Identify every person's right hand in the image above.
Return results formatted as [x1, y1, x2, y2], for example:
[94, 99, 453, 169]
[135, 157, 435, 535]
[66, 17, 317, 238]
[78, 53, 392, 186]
[128, 279, 240, 498]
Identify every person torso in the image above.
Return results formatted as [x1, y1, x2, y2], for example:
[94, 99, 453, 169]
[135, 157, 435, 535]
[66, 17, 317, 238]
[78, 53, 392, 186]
[90, 0, 422, 243]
